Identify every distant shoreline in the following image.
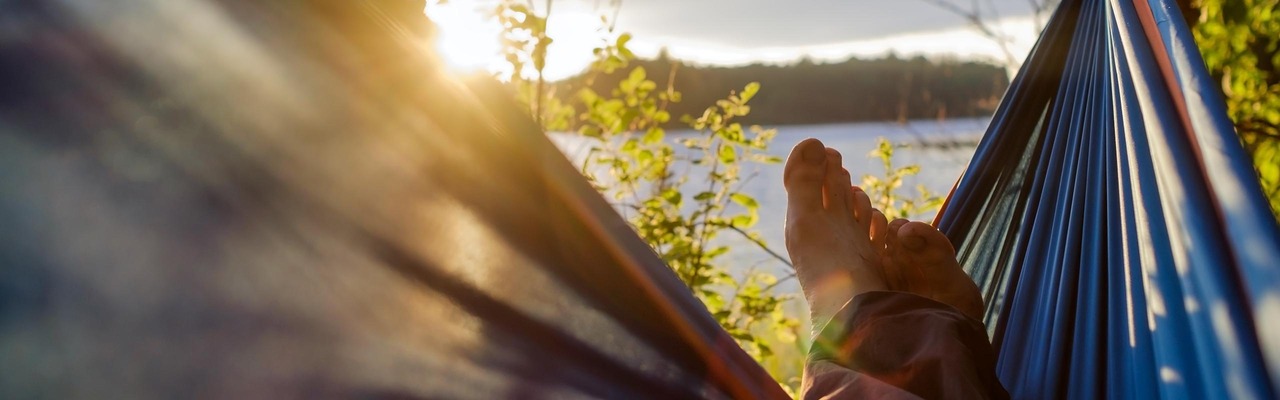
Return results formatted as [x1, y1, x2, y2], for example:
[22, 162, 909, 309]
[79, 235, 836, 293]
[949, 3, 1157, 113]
[554, 55, 1009, 126]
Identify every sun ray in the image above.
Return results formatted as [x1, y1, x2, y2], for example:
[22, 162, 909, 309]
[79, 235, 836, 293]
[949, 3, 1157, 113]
[425, 1, 504, 73]
[425, 1, 604, 81]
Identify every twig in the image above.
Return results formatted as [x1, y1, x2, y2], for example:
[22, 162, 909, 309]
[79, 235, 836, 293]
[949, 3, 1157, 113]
[916, 0, 1018, 68]
[762, 271, 797, 293]
[528, 0, 554, 126]
[725, 224, 793, 270]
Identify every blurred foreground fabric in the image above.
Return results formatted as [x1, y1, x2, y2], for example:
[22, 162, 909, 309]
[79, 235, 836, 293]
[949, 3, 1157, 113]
[938, 0, 1280, 398]
[0, 1, 784, 398]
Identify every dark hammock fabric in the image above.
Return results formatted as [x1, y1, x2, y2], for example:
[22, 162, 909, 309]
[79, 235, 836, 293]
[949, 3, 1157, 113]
[936, 0, 1280, 398]
[0, 1, 784, 398]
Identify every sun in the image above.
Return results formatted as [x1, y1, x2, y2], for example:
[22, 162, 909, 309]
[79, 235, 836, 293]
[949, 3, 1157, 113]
[424, 1, 504, 73]
[424, 1, 606, 81]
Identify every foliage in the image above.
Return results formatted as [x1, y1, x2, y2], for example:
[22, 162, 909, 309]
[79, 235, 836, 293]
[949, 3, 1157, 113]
[484, 1, 804, 393]
[1190, 0, 1280, 219]
[454, 1, 956, 394]
[861, 138, 945, 220]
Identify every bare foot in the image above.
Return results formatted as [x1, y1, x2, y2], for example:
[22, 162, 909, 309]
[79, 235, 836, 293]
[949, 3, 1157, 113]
[882, 219, 985, 320]
[783, 138, 887, 326]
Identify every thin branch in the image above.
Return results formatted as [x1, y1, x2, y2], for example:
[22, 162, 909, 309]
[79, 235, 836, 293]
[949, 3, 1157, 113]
[762, 271, 797, 293]
[723, 266, 756, 327]
[916, 0, 1018, 67]
[1028, 0, 1045, 30]
[919, 0, 973, 17]
[532, 0, 553, 126]
[1029, 0, 1060, 33]
[725, 224, 793, 270]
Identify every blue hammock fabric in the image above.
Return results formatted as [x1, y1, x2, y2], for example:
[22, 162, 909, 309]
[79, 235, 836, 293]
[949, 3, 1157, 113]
[937, 0, 1280, 398]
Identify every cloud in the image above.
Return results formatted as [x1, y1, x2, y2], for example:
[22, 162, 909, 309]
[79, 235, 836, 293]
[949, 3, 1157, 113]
[612, 0, 1048, 47]
[623, 15, 1041, 75]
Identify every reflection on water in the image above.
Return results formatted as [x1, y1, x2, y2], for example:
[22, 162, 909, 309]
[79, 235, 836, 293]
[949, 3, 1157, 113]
[552, 117, 988, 291]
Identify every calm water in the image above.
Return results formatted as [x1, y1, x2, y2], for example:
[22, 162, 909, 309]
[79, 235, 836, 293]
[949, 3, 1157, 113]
[553, 117, 989, 292]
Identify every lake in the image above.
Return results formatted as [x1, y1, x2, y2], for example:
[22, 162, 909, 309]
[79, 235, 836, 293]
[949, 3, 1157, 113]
[552, 117, 989, 293]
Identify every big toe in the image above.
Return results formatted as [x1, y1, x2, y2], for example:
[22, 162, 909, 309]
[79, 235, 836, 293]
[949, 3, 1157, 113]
[898, 221, 955, 261]
[896, 221, 983, 319]
[784, 138, 828, 212]
[823, 148, 852, 217]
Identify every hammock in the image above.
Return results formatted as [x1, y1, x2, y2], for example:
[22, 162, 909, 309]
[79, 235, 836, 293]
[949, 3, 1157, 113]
[937, 0, 1280, 398]
[2, 0, 1276, 398]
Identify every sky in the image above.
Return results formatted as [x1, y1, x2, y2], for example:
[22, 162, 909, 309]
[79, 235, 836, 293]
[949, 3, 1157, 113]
[426, 0, 1059, 80]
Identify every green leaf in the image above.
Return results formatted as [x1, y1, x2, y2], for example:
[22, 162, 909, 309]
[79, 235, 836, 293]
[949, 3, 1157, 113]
[718, 145, 737, 163]
[714, 310, 732, 321]
[730, 193, 759, 210]
[706, 246, 730, 258]
[577, 88, 600, 103]
[628, 66, 646, 84]
[654, 110, 671, 124]
[741, 82, 760, 103]
[702, 291, 725, 310]
[638, 149, 654, 165]
[661, 189, 682, 205]
[642, 127, 665, 144]
[757, 342, 773, 357]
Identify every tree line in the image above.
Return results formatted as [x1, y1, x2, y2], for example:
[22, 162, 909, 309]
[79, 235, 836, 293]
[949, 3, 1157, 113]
[553, 52, 1010, 126]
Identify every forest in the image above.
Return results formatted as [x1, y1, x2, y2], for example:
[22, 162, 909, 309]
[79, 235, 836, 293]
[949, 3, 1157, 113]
[553, 53, 1010, 125]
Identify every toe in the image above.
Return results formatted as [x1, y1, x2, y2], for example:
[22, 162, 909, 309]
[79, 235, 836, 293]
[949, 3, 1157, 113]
[851, 188, 873, 227]
[898, 221, 956, 257]
[822, 148, 851, 213]
[784, 139, 827, 211]
[870, 209, 888, 248]
[886, 218, 909, 249]
[881, 218, 911, 289]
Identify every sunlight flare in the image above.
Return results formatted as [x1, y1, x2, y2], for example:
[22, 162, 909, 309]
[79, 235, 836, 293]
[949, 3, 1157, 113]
[425, 1, 503, 73]
[425, 1, 604, 81]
